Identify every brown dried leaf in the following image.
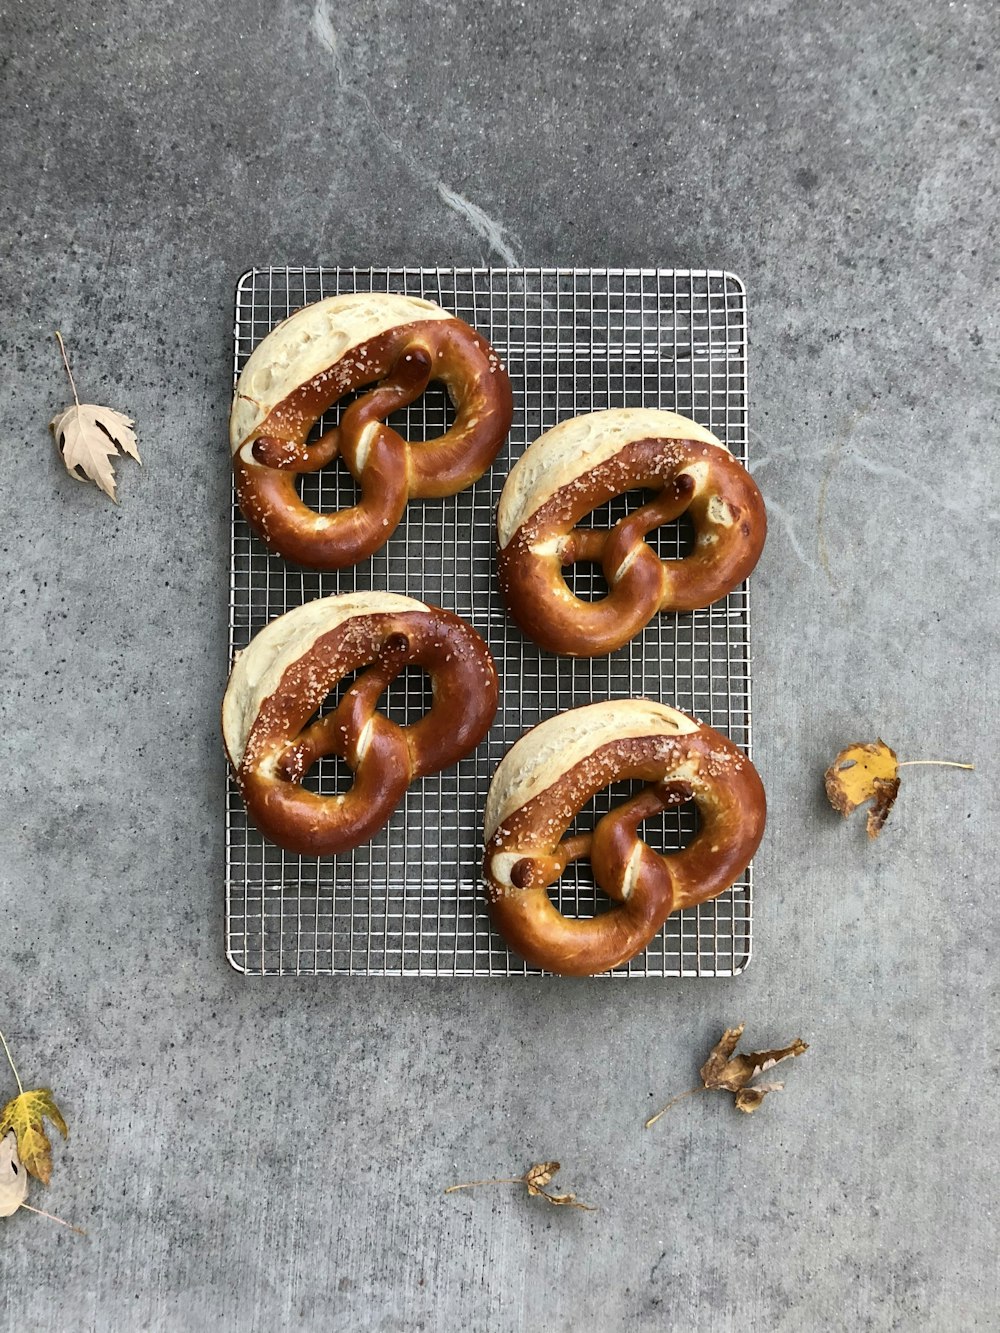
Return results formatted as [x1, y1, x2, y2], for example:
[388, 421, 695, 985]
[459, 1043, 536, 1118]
[866, 776, 901, 838]
[51, 404, 140, 502]
[703, 1037, 810, 1093]
[735, 1083, 784, 1114]
[524, 1161, 558, 1196]
[650, 1026, 808, 1125]
[445, 1161, 596, 1211]
[50, 332, 140, 502]
[698, 1024, 745, 1088]
[824, 740, 899, 836]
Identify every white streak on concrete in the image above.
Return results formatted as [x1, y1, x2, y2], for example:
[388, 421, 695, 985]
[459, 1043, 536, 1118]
[763, 496, 818, 573]
[312, 0, 339, 58]
[435, 182, 521, 267]
[311, 0, 522, 268]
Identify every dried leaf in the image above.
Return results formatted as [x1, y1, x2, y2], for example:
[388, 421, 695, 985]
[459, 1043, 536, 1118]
[702, 1033, 810, 1093]
[648, 1026, 808, 1125]
[524, 1161, 558, 1196]
[51, 403, 140, 502]
[445, 1161, 596, 1211]
[866, 777, 901, 837]
[824, 740, 899, 837]
[0, 1132, 28, 1218]
[735, 1083, 784, 1114]
[0, 1088, 69, 1185]
[699, 1023, 746, 1088]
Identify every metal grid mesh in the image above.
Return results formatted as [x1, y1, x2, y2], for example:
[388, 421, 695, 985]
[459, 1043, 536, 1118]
[226, 268, 753, 977]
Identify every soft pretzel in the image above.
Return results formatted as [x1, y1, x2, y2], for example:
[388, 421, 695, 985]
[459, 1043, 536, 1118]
[231, 293, 513, 570]
[223, 593, 498, 856]
[497, 409, 766, 656]
[483, 700, 765, 975]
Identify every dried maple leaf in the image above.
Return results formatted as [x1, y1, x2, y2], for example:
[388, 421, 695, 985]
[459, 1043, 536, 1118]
[700, 1025, 809, 1094]
[0, 1133, 28, 1218]
[0, 1088, 68, 1185]
[49, 331, 140, 502]
[445, 1161, 596, 1211]
[647, 1024, 809, 1125]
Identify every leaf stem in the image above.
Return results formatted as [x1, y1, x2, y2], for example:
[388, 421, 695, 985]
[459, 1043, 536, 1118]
[19, 1202, 87, 1236]
[897, 760, 974, 770]
[54, 331, 80, 407]
[645, 1085, 702, 1128]
[444, 1177, 525, 1193]
[0, 1027, 24, 1095]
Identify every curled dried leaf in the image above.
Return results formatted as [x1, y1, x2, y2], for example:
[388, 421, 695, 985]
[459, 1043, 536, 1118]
[735, 1083, 784, 1114]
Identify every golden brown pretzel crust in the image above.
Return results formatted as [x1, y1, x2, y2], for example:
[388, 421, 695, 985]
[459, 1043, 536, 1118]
[498, 412, 766, 657]
[224, 596, 498, 856]
[232, 300, 513, 571]
[482, 701, 765, 975]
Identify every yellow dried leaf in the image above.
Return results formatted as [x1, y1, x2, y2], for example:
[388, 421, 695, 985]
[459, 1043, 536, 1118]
[824, 740, 900, 837]
[0, 1088, 69, 1186]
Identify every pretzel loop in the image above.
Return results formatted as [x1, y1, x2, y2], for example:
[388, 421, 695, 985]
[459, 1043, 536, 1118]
[482, 701, 766, 975]
[231, 294, 513, 571]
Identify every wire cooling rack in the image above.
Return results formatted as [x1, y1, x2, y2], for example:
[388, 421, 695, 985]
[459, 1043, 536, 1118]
[227, 267, 754, 977]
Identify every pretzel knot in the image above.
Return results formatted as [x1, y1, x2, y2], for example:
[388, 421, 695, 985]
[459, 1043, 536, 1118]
[223, 593, 499, 856]
[482, 701, 766, 975]
[230, 293, 513, 571]
[497, 409, 766, 656]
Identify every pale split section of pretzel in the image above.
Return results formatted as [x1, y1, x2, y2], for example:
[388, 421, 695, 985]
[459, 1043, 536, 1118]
[482, 700, 766, 975]
[497, 408, 766, 657]
[231, 292, 513, 571]
[223, 593, 498, 856]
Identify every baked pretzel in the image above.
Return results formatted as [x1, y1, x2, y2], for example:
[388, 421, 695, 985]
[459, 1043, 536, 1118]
[497, 409, 766, 656]
[231, 293, 513, 570]
[223, 593, 498, 855]
[483, 700, 765, 975]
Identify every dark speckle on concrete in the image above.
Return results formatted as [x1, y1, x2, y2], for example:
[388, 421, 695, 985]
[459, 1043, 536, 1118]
[2, 0, 999, 1329]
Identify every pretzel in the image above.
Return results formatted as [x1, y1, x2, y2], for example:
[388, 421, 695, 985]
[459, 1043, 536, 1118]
[231, 293, 513, 570]
[497, 409, 766, 656]
[483, 700, 765, 975]
[223, 593, 498, 856]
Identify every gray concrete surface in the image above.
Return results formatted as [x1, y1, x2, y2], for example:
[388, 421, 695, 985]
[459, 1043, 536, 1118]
[1, 0, 998, 1328]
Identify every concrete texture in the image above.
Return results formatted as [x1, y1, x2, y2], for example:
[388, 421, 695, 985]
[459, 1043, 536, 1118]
[1, 0, 998, 1328]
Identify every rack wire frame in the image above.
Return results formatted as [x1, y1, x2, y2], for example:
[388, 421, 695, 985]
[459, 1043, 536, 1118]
[226, 267, 754, 978]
